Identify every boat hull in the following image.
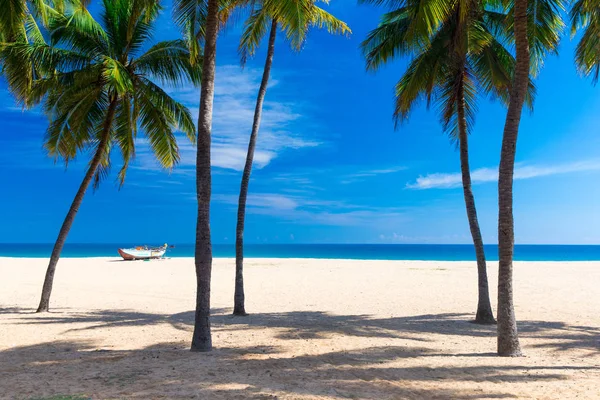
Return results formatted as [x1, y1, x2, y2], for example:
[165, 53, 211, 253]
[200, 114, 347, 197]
[118, 248, 166, 260]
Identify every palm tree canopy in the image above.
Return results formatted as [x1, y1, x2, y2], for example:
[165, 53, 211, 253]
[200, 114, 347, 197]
[1, 0, 201, 186]
[172, 0, 350, 64]
[571, 0, 600, 83]
[237, 0, 351, 64]
[172, 0, 243, 61]
[361, 0, 543, 139]
[503, 0, 566, 76]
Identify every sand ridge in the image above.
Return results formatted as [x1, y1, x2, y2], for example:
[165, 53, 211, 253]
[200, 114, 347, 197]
[0, 257, 599, 399]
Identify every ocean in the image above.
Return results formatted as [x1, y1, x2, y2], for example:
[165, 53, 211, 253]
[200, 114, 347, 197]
[0, 243, 599, 261]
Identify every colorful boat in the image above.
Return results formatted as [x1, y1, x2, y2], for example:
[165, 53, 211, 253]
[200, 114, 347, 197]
[118, 244, 168, 260]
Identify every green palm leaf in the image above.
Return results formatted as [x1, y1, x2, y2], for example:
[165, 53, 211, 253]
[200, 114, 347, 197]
[3, 0, 200, 186]
[571, 0, 600, 83]
[238, 0, 350, 63]
[133, 39, 202, 86]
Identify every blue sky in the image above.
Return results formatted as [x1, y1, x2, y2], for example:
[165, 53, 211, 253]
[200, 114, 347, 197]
[1, 1, 599, 245]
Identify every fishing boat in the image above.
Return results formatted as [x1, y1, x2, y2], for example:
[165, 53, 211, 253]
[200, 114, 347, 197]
[118, 244, 168, 260]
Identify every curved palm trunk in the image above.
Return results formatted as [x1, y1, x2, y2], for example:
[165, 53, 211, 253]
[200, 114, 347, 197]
[233, 19, 277, 317]
[456, 81, 495, 325]
[191, 0, 219, 352]
[36, 99, 118, 313]
[497, 0, 529, 356]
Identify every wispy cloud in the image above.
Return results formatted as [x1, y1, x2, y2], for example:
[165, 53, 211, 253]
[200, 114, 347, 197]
[214, 193, 298, 210]
[340, 166, 407, 184]
[264, 165, 408, 188]
[407, 160, 600, 189]
[145, 65, 322, 172]
[213, 192, 408, 227]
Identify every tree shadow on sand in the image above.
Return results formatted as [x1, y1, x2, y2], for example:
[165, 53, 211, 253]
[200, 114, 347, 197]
[5, 308, 599, 354]
[3, 338, 596, 400]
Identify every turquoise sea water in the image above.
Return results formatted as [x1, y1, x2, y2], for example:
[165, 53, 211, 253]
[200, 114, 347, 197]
[1, 243, 599, 261]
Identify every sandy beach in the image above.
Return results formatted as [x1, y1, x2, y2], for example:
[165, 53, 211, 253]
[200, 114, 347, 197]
[0, 257, 599, 399]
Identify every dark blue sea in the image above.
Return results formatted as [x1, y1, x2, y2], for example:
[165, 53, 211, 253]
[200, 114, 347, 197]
[1, 243, 599, 261]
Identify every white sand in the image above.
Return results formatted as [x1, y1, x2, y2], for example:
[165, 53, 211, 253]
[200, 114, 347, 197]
[0, 257, 599, 399]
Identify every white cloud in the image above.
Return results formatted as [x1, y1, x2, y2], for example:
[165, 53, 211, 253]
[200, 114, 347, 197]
[407, 160, 600, 190]
[213, 193, 298, 210]
[211, 146, 276, 170]
[341, 165, 407, 184]
[213, 192, 408, 227]
[156, 65, 320, 172]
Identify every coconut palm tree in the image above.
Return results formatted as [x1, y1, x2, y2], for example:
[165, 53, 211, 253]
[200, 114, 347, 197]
[173, 0, 225, 352]
[233, 0, 350, 316]
[361, 0, 530, 324]
[172, 0, 345, 350]
[1, 0, 201, 312]
[570, 0, 600, 82]
[496, 0, 529, 356]
[496, 0, 564, 356]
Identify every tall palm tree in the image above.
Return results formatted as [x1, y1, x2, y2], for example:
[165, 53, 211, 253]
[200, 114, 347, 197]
[173, 0, 225, 352]
[1, 0, 200, 312]
[496, 0, 529, 356]
[361, 0, 528, 324]
[496, 0, 564, 356]
[233, 0, 350, 316]
[570, 0, 600, 82]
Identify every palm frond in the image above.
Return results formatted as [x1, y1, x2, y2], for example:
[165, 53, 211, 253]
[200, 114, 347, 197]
[138, 77, 197, 144]
[238, 6, 270, 64]
[504, 0, 566, 76]
[114, 96, 135, 186]
[308, 5, 351, 37]
[362, 0, 455, 71]
[134, 39, 202, 86]
[0, 0, 28, 39]
[393, 23, 451, 126]
[50, 4, 108, 57]
[101, 56, 133, 95]
[44, 87, 107, 162]
[438, 66, 477, 141]
[570, 0, 600, 83]
[362, 7, 426, 70]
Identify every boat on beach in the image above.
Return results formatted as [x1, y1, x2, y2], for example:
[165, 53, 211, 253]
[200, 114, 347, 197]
[118, 244, 168, 260]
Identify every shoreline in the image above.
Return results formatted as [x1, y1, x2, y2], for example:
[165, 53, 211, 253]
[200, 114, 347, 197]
[4, 243, 600, 262]
[3, 256, 600, 263]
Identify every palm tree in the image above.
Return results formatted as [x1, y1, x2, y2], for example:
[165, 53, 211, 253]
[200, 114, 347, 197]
[361, 0, 526, 324]
[172, 0, 348, 347]
[173, 0, 224, 352]
[570, 0, 600, 82]
[233, 0, 350, 316]
[496, 0, 564, 356]
[496, 0, 529, 356]
[1, 0, 200, 313]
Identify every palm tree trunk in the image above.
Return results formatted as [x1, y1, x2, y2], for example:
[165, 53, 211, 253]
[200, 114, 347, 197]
[233, 19, 277, 317]
[191, 0, 219, 352]
[456, 79, 495, 325]
[36, 99, 118, 313]
[497, 0, 530, 356]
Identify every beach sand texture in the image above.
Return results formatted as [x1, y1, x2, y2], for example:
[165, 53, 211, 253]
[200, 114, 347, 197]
[0, 257, 599, 399]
